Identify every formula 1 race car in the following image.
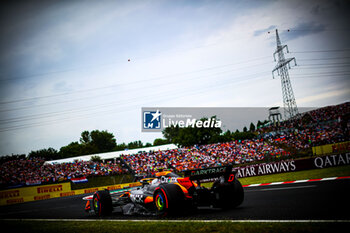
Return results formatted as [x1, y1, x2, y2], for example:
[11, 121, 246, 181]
[83, 165, 244, 217]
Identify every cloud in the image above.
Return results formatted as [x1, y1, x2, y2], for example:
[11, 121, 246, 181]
[297, 88, 350, 106]
[253, 25, 276, 37]
[281, 21, 326, 41]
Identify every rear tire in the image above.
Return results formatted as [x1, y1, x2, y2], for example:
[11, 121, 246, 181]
[92, 190, 112, 217]
[212, 178, 244, 209]
[153, 184, 185, 216]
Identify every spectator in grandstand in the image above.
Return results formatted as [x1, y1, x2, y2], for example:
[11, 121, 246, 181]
[0, 158, 128, 188]
[121, 139, 290, 176]
[259, 102, 350, 149]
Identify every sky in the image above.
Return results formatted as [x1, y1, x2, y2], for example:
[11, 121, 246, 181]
[0, 0, 349, 156]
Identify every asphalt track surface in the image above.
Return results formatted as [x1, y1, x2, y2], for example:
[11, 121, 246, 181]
[0, 179, 349, 220]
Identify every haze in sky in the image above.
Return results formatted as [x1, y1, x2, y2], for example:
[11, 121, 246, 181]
[0, 0, 349, 155]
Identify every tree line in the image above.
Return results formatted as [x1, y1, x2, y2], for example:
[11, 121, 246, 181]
[23, 130, 171, 161]
[162, 117, 262, 147]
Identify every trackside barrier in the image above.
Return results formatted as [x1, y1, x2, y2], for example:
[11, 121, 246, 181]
[312, 141, 350, 156]
[0, 181, 141, 206]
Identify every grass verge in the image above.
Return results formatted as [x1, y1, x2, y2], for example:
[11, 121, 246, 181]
[202, 165, 350, 188]
[1, 221, 347, 233]
[238, 165, 350, 186]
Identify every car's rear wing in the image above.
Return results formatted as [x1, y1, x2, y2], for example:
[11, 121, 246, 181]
[183, 165, 235, 182]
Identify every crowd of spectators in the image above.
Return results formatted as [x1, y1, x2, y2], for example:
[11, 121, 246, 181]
[0, 158, 128, 188]
[121, 139, 289, 176]
[122, 102, 349, 176]
[259, 102, 350, 149]
[1, 102, 348, 186]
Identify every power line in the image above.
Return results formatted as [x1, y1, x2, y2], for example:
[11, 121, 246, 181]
[2, 56, 349, 122]
[0, 60, 273, 113]
[299, 57, 350, 62]
[293, 74, 350, 79]
[0, 73, 272, 132]
[0, 70, 272, 124]
[291, 49, 350, 54]
[2, 49, 350, 104]
[0, 56, 271, 105]
[298, 62, 350, 67]
[292, 72, 350, 77]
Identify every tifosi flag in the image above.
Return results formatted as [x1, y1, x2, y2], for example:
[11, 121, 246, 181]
[71, 177, 88, 183]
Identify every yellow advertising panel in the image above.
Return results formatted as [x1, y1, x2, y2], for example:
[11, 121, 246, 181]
[0, 182, 71, 206]
[312, 141, 350, 156]
[0, 181, 141, 206]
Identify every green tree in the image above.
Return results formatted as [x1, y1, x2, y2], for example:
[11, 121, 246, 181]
[59, 142, 84, 158]
[153, 138, 169, 146]
[28, 147, 59, 160]
[89, 130, 117, 153]
[219, 130, 232, 142]
[127, 140, 143, 149]
[145, 142, 153, 147]
[115, 143, 127, 151]
[80, 130, 91, 144]
[163, 125, 180, 144]
[162, 116, 222, 147]
[256, 120, 262, 129]
[249, 122, 256, 132]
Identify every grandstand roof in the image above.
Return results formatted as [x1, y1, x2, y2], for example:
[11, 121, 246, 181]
[45, 144, 178, 165]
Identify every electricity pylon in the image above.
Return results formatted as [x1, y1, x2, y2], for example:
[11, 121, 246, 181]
[272, 29, 299, 119]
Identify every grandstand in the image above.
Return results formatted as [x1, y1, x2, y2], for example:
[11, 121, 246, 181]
[0, 102, 349, 188]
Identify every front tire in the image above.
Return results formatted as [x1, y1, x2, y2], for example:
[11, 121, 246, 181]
[92, 190, 112, 217]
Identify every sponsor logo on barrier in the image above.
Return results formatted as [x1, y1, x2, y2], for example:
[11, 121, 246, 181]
[37, 185, 63, 194]
[6, 198, 24, 204]
[60, 191, 75, 197]
[233, 153, 349, 178]
[234, 160, 296, 178]
[0, 190, 20, 199]
[84, 188, 98, 194]
[107, 185, 122, 190]
[314, 153, 350, 168]
[313, 141, 350, 156]
[129, 183, 141, 187]
[332, 142, 350, 153]
[34, 194, 50, 201]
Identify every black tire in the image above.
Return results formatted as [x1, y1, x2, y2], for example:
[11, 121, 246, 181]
[153, 184, 185, 216]
[92, 190, 113, 217]
[212, 178, 244, 209]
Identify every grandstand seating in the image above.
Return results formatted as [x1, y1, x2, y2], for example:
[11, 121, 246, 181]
[1, 102, 349, 187]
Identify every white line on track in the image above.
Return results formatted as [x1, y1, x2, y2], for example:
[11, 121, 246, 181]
[269, 182, 284, 185]
[293, 179, 309, 183]
[260, 185, 317, 191]
[2, 219, 350, 223]
[243, 176, 350, 188]
[245, 184, 317, 192]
